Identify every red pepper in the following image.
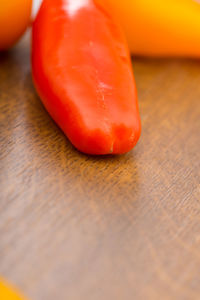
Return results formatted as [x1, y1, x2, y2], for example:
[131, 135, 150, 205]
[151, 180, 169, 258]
[32, 0, 141, 155]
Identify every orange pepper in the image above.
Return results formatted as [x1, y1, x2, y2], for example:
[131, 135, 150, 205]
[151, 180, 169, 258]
[0, 0, 32, 50]
[99, 0, 200, 57]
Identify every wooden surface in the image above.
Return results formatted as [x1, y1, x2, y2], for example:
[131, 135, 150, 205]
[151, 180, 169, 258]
[0, 33, 200, 300]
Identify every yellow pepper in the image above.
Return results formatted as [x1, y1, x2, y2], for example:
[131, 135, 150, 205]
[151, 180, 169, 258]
[99, 0, 200, 57]
[0, 279, 27, 300]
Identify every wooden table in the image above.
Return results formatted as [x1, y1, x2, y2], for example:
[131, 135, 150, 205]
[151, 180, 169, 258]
[0, 33, 200, 300]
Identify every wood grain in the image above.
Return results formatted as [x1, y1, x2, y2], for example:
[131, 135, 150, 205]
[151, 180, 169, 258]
[0, 32, 200, 300]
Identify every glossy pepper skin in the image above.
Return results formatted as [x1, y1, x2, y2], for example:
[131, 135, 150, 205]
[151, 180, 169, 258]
[100, 0, 200, 57]
[32, 0, 141, 155]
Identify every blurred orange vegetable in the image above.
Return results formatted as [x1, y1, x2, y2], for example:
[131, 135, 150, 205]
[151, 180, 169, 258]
[0, 278, 28, 300]
[0, 0, 32, 50]
[100, 0, 200, 57]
